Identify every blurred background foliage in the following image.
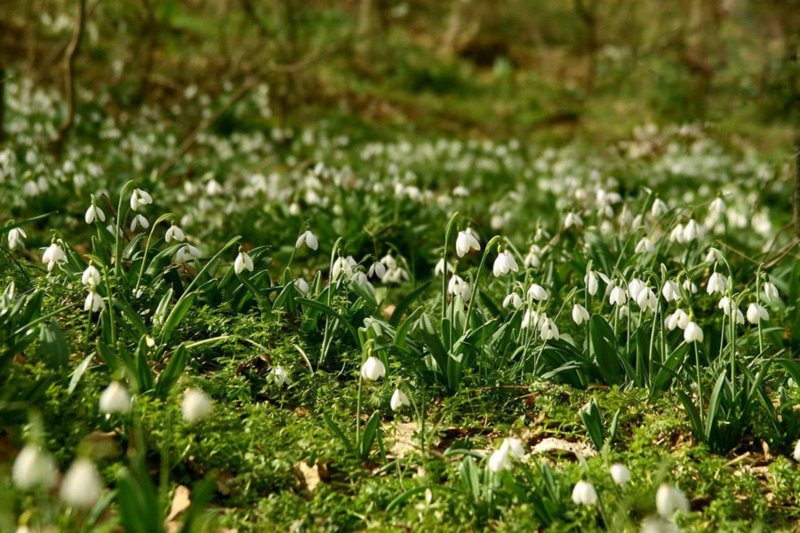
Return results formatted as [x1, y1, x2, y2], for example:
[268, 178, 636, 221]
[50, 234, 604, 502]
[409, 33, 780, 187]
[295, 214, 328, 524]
[0, 0, 798, 148]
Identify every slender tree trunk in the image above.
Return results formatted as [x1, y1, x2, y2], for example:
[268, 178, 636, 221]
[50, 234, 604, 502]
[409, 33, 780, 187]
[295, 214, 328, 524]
[52, 0, 87, 158]
[0, 65, 5, 143]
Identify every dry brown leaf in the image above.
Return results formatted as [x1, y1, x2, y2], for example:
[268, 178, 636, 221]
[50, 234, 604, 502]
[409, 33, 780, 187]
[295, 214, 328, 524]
[297, 461, 321, 492]
[531, 437, 597, 458]
[387, 422, 418, 458]
[167, 485, 191, 522]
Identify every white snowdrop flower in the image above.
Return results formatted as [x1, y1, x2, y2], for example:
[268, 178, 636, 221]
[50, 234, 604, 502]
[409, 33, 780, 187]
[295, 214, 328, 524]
[288, 203, 301, 216]
[571, 480, 598, 506]
[165, 224, 186, 243]
[176, 244, 201, 264]
[455, 229, 481, 257]
[181, 388, 212, 423]
[628, 279, 646, 301]
[487, 437, 525, 473]
[585, 271, 599, 296]
[434, 258, 452, 277]
[350, 271, 374, 291]
[487, 445, 513, 473]
[669, 223, 684, 243]
[709, 197, 726, 216]
[295, 230, 319, 250]
[82, 265, 101, 287]
[564, 212, 583, 229]
[234, 251, 254, 275]
[42, 243, 67, 272]
[527, 284, 548, 301]
[635, 287, 658, 312]
[635, 237, 655, 254]
[682, 219, 702, 242]
[295, 278, 310, 294]
[332, 257, 353, 280]
[493, 251, 519, 277]
[683, 322, 704, 343]
[666, 309, 689, 331]
[12, 444, 58, 491]
[360, 356, 386, 381]
[651, 198, 669, 218]
[84, 204, 106, 225]
[793, 439, 800, 462]
[60, 458, 103, 510]
[762, 281, 780, 305]
[524, 245, 542, 268]
[661, 281, 680, 302]
[609, 463, 631, 486]
[390, 389, 410, 411]
[84, 291, 105, 312]
[453, 185, 469, 197]
[682, 279, 698, 294]
[503, 293, 523, 309]
[656, 484, 689, 518]
[521, 309, 540, 329]
[130, 214, 149, 232]
[448, 275, 471, 301]
[368, 261, 387, 280]
[707, 272, 727, 295]
[205, 180, 223, 196]
[609, 286, 628, 306]
[746, 303, 768, 324]
[130, 188, 153, 211]
[106, 224, 123, 237]
[539, 318, 559, 341]
[99, 381, 131, 414]
[8, 227, 27, 250]
[572, 303, 590, 325]
[641, 516, 680, 533]
[271, 366, 290, 387]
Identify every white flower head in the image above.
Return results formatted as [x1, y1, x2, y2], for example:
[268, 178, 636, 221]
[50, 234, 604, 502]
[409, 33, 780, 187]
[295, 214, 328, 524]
[609, 463, 631, 486]
[707, 272, 727, 295]
[42, 242, 67, 272]
[130, 214, 149, 232]
[492, 251, 519, 277]
[661, 280, 680, 302]
[181, 388, 212, 424]
[655, 484, 689, 518]
[12, 444, 58, 491]
[571, 480, 598, 506]
[60, 458, 103, 509]
[296, 230, 319, 251]
[390, 389, 410, 411]
[165, 224, 186, 243]
[84, 291, 105, 312]
[82, 265, 101, 287]
[455, 229, 481, 257]
[503, 292, 523, 309]
[99, 381, 131, 414]
[130, 188, 153, 211]
[8, 227, 27, 250]
[360, 356, 386, 381]
[272, 366, 291, 387]
[683, 321, 704, 343]
[527, 283, 548, 302]
[234, 251, 254, 275]
[84, 204, 106, 225]
[585, 271, 599, 296]
[572, 303, 590, 325]
[746, 303, 768, 324]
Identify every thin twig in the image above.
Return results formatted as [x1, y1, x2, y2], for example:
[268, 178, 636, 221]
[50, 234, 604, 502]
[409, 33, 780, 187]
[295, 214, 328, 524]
[51, 0, 87, 158]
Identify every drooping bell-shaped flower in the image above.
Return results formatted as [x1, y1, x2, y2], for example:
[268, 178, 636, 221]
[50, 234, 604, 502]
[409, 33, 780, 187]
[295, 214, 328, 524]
[181, 388, 212, 424]
[12, 444, 58, 491]
[234, 251, 254, 275]
[455, 229, 481, 257]
[609, 463, 631, 486]
[42, 242, 67, 272]
[571, 480, 598, 506]
[655, 484, 689, 518]
[295, 230, 319, 251]
[492, 251, 519, 277]
[572, 303, 590, 325]
[360, 356, 386, 381]
[99, 381, 131, 414]
[390, 389, 410, 411]
[60, 458, 103, 509]
[130, 188, 153, 211]
[683, 321, 704, 343]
